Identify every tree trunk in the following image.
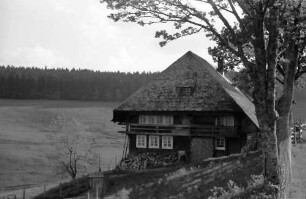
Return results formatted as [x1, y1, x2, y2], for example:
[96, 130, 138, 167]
[250, 4, 280, 185]
[71, 173, 77, 180]
[276, 37, 298, 198]
[257, 114, 279, 184]
[277, 112, 292, 198]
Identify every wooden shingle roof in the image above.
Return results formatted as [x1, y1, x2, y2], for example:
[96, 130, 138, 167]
[113, 51, 259, 127]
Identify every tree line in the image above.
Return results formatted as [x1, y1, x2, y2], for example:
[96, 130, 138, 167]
[0, 66, 157, 101]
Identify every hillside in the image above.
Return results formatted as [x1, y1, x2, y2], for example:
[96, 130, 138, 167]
[103, 151, 267, 199]
[0, 100, 124, 189]
[288, 137, 306, 198]
[293, 75, 306, 122]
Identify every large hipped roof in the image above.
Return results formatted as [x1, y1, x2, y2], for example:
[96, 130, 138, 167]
[114, 51, 258, 127]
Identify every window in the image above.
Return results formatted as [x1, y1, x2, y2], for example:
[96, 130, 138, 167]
[136, 135, 147, 148]
[149, 136, 160, 148]
[216, 116, 235, 126]
[215, 137, 225, 150]
[181, 116, 191, 125]
[157, 116, 163, 124]
[179, 87, 192, 96]
[148, 116, 156, 124]
[164, 116, 173, 125]
[139, 115, 147, 124]
[139, 115, 173, 125]
[162, 136, 173, 149]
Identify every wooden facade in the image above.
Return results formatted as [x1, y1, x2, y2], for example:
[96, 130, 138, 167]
[113, 51, 259, 163]
[117, 112, 257, 162]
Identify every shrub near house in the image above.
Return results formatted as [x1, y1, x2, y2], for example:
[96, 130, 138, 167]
[113, 51, 259, 168]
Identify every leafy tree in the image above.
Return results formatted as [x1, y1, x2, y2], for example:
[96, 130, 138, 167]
[101, 0, 306, 196]
[208, 1, 306, 196]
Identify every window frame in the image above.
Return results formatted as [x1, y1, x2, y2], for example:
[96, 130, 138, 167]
[215, 116, 235, 127]
[157, 116, 163, 124]
[215, 137, 226, 150]
[139, 115, 147, 124]
[164, 116, 173, 125]
[149, 135, 160, 149]
[149, 115, 156, 124]
[162, 136, 173, 149]
[139, 115, 173, 125]
[136, 135, 147, 148]
[179, 87, 192, 96]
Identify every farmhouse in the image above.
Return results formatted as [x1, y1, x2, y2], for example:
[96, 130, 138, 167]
[113, 51, 259, 163]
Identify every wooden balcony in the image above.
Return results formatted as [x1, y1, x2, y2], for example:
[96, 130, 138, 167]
[121, 123, 238, 137]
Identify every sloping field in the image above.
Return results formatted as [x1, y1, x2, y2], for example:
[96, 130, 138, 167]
[288, 134, 306, 199]
[0, 100, 124, 188]
[293, 81, 306, 123]
[292, 101, 306, 123]
[104, 151, 264, 199]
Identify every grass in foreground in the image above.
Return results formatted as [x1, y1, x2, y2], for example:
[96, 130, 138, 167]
[33, 176, 90, 199]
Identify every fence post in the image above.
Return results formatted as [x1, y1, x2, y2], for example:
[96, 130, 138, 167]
[88, 191, 90, 199]
[23, 189, 25, 199]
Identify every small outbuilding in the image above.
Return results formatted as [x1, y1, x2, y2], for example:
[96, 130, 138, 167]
[112, 51, 259, 163]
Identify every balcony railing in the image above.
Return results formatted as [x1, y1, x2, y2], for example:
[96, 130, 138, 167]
[123, 123, 238, 137]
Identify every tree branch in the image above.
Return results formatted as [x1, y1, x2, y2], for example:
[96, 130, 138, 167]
[276, 76, 284, 84]
[194, 0, 234, 14]
[207, 0, 252, 66]
[295, 67, 306, 80]
[228, 0, 247, 32]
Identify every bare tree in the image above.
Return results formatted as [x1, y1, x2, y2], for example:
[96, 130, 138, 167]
[51, 115, 94, 180]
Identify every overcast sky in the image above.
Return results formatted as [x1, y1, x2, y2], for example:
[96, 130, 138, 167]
[0, 0, 216, 72]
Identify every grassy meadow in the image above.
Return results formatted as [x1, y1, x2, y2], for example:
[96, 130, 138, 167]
[289, 138, 306, 199]
[0, 99, 124, 188]
[292, 101, 306, 124]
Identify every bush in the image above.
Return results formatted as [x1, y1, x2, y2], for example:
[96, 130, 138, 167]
[208, 175, 278, 199]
